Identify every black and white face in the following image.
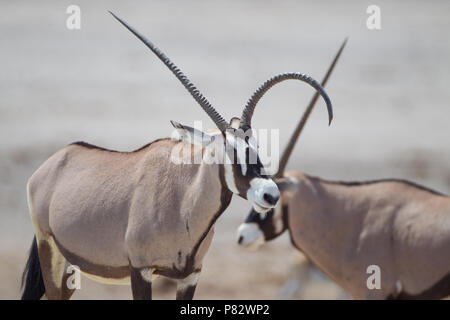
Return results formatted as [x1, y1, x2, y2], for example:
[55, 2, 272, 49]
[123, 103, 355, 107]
[171, 120, 280, 213]
[221, 126, 280, 213]
[236, 199, 286, 250]
[236, 177, 298, 250]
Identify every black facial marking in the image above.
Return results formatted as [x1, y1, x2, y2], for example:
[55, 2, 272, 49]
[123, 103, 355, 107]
[244, 204, 288, 241]
[224, 129, 267, 196]
[245, 209, 277, 240]
[245, 146, 267, 178]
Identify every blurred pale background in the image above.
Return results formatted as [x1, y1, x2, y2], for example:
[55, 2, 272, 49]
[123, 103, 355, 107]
[1, 0, 449, 299]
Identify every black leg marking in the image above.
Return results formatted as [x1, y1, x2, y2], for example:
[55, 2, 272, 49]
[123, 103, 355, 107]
[130, 267, 152, 300]
[176, 284, 197, 300]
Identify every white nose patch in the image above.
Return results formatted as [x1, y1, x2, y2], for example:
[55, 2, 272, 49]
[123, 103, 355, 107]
[237, 223, 265, 250]
[246, 178, 280, 213]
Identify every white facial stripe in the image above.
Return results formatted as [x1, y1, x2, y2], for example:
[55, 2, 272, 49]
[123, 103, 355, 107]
[247, 134, 258, 151]
[224, 163, 239, 194]
[238, 144, 247, 176]
[237, 222, 265, 250]
[221, 134, 240, 193]
[225, 134, 248, 176]
[247, 134, 259, 167]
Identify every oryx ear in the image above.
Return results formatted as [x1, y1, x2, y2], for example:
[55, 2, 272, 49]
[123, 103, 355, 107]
[170, 120, 213, 147]
[274, 177, 299, 196]
[229, 117, 241, 129]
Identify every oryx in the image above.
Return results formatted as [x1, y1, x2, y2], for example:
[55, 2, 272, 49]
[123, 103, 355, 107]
[21, 13, 333, 300]
[237, 39, 450, 299]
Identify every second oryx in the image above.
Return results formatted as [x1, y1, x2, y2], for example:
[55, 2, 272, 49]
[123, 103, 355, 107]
[237, 39, 450, 300]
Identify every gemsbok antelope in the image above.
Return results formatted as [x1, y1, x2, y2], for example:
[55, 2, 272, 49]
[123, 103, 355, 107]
[237, 39, 450, 300]
[21, 12, 334, 300]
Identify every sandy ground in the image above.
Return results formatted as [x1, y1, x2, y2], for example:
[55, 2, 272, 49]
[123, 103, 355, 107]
[1, 0, 449, 299]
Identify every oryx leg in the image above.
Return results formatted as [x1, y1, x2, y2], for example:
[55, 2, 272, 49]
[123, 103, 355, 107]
[130, 267, 153, 300]
[36, 234, 75, 300]
[176, 271, 200, 300]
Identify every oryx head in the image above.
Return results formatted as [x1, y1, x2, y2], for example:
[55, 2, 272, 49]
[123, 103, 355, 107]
[237, 39, 347, 248]
[111, 12, 333, 213]
[237, 177, 298, 250]
[170, 117, 281, 212]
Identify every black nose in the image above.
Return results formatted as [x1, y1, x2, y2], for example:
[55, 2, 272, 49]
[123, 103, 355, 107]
[238, 235, 244, 244]
[263, 193, 279, 206]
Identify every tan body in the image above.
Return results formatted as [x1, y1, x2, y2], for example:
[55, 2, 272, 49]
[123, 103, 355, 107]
[282, 171, 450, 299]
[27, 139, 231, 298]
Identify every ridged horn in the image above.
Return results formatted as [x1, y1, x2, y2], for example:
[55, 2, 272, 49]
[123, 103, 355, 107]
[274, 38, 347, 178]
[240, 73, 333, 128]
[110, 12, 229, 132]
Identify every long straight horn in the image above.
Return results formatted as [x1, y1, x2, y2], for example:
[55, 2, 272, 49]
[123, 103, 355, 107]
[274, 38, 347, 178]
[109, 12, 229, 132]
[240, 73, 333, 129]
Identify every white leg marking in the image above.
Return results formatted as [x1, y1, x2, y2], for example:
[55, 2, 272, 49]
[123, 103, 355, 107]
[178, 272, 200, 291]
[140, 268, 156, 283]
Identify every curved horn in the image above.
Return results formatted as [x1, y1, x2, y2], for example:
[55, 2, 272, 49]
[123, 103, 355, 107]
[110, 12, 229, 132]
[274, 38, 347, 178]
[240, 73, 333, 128]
